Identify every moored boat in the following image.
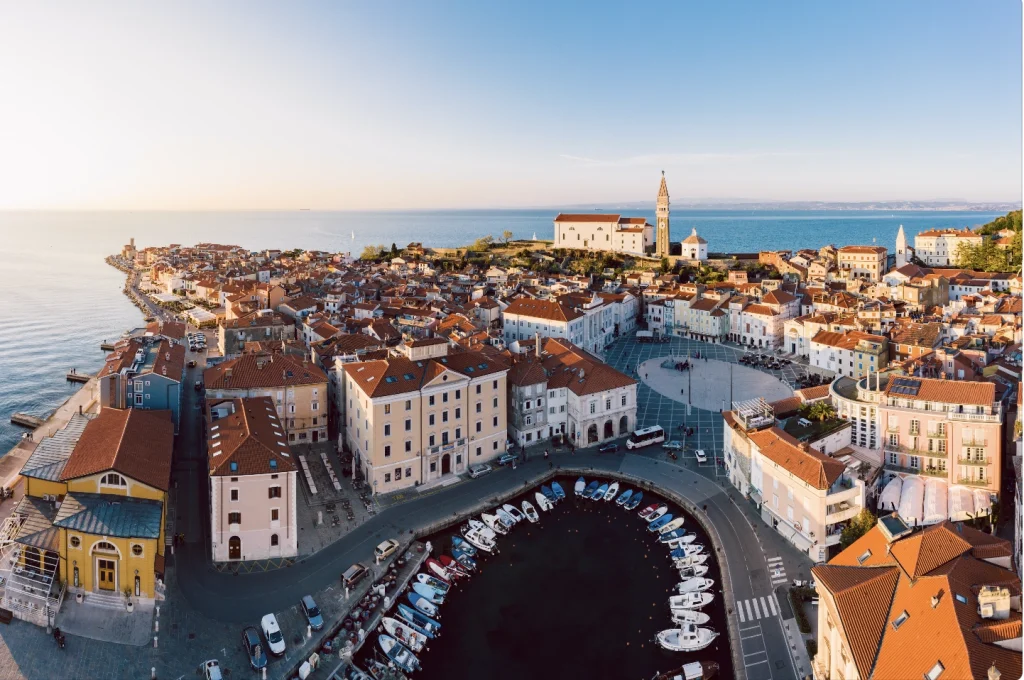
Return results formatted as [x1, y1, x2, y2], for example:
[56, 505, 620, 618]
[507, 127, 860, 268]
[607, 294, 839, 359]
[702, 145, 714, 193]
[624, 491, 643, 510]
[451, 535, 477, 556]
[652, 661, 720, 680]
[675, 577, 714, 594]
[615, 489, 633, 506]
[502, 504, 525, 523]
[678, 565, 709, 579]
[425, 558, 452, 582]
[655, 624, 718, 652]
[670, 551, 708, 566]
[439, 554, 470, 578]
[603, 481, 619, 501]
[396, 603, 440, 638]
[467, 519, 497, 541]
[378, 634, 421, 673]
[574, 477, 586, 496]
[551, 481, 566, 500]
[658, 517, 685, 534]
[412, 581, 445, 604]
[646, 505, 669, 522]
[659, 529, 690, 543]
[669, 592, 715, 611]
[521, 500, 540, 523]
[452, 548, 477, 570]
[541, 485, 557, 503]
[666, 539, 703, 552]
[407, 591, 439, 617]
[593, 483, 609, 500]
[366, 658, 409, 680]
[648, 512, 673, 530]
[670, 609, 711, 626]
[381, 616, 428, 652]
[340, 662, 375, 680]
[584, 481, 600, 498]
[481, 513, 509, 535]
[461, 526, 495, 553]
[416, 573, 451, 593]
[535, 491, 554, 511]
[638, 503, 659, 519]
[495, 508, 517, 529]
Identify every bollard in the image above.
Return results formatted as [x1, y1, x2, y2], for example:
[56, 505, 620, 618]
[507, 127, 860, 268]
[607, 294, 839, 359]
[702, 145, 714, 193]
[153, 636, 158, 648]
[307, 624, 311, 639]
[151, 667, 156, 680]
[262, 668, 267, 680]
[156, 606, 160, 618]
[154, 620, 159, 633]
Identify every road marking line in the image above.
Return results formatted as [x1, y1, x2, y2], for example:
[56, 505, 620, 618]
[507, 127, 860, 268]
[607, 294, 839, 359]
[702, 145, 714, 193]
[751, 597, 761, 619]
[772, 593, 781, 612]
[767, 595, 778, 616]
[739, 624, 762, 632]
[766, 556, 784, 564]
[737, 599, 746, 623]
[741, 633, 762, 640]
[745, 659, 769, 668]
[771, 578, 789, 585]
[760, 597, 770, 617]
[744, 650, 768, 658]
[744, 599, 753, 620]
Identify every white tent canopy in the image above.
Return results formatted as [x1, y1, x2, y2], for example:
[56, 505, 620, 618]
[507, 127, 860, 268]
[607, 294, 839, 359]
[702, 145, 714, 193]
[922, 478, 948, 525]
[898, 476, 925, 526]
[878, 477, 903, 513]
[973, 489, 993, 517]
[948, 486, 975, 522]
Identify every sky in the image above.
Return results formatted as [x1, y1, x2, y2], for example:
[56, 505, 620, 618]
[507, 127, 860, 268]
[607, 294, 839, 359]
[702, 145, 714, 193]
[0, 1, 1020, 210]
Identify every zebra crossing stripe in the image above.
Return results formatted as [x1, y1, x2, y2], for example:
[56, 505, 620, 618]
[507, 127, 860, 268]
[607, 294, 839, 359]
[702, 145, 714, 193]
[744, 599, 753, 621]
[767, 556, 784, 564]
[737, 599, 746, 623]
[767, 596, 778, 616]
[772, 593, 781, 613]
[751, 597, 761, 619]
[760, 597, 770, 617]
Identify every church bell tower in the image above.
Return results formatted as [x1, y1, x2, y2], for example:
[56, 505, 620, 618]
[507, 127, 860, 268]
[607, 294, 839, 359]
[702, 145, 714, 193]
[656, 172, 670, 257]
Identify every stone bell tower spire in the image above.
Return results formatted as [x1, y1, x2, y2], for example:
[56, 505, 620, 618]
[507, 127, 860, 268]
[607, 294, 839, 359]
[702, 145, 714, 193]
[656, 171, 670, 257]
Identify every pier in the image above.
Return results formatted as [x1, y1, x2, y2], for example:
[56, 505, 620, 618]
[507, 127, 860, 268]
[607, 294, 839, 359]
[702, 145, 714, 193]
[9, 414, 44, 429]
[65, 369, 92, 383]
[99, 342, 116, 351]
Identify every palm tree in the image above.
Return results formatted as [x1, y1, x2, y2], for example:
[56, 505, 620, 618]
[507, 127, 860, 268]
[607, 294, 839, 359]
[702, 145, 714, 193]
[803, 401, 836, 422]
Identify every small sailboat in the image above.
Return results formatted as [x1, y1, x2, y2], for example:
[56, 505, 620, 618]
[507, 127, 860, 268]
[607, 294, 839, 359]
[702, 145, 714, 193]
[481, 513, 509, 535]
[624, 491, 643, 510]
[502, 504, 525, 523]
[413, 582, 445, 604]
[593, 483, 609, 500]
[678, 565, 709, 579]
[670, 609, 710, 626]
[521, 500, 539, 523]
[659, 529, 691, 543]
[451, 535, 477, 556]
[425, 558, 452, 582]
[669, 591, 715, 611]
[416, 573, 451, 593]
[675, 577, 715, 594]
[381, 617, 428, 652]
[495, 507, 517, 529]
[551, 481, 566, 500]
[603, 481, 620, 501]
[655, 624, 719, 652]
[670, 551, 709, 566]
[574, 477, 586, 496]
[439, 554, 470, 578]
[659, 517, 685, 534]
[584, 481, 600, 499]
[638, 503, 659, 519]
[397, 603, 440, 638]
[535, 491, 554, 511]
[615, 489, 633, 506]
[646, 506, 669, 523]
[452, 548, 477, 570]
[378, 634, 421, 673]
[407, 591, 439, 618]
[462, 526, 495, 553]
[351, 230, 355, 240]
[541, 485, 557, 503]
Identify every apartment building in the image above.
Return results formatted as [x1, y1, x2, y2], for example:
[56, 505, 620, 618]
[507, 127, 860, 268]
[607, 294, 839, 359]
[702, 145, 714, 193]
[502, 298, 585, 347]
[915, 227, 983, 266]
[97, 337, 185, 433]
[728, 289, 801, 348]
[343, 348, 509, 494]
[837, 245, 887, 281]
[204, 352, 329, 444]
[206, 397, 298, 562]
[811, 516, 1020, 680]
[219, 309, 297, 357]
[809, 330, 889, 379]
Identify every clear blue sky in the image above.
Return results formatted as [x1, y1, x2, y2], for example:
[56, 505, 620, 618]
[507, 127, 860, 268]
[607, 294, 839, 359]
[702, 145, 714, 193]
[0, 1, 1019, 209]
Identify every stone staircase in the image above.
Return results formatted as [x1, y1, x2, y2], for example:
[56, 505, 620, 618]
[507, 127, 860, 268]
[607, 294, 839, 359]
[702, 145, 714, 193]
[76, 590, 125, 611]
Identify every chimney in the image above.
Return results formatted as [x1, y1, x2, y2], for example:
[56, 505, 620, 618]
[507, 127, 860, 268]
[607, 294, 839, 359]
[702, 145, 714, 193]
[78, 405, 83, 415]
[988, 664, 1001, 680]
[931, 592, 942, 609]
[535, 332, 540, 359]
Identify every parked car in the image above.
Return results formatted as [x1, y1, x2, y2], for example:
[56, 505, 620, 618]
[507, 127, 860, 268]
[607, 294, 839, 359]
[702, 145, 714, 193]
[260, 613, 286, 656]
[202, 660, 223, 680]
[497, 453, 517, 466]
[300, 595, 324, 631]
[342, 563, 369, 588]
[240, 626, 267, 670]
[468, 463, 492, 478]
[694, 449, 708, 463]
[187, 360, 197, 368]
[663, 441, 684, 451]
[374, 539, 400, 561]
[598, 442, 618, 453]
[194, 380, 203, 392]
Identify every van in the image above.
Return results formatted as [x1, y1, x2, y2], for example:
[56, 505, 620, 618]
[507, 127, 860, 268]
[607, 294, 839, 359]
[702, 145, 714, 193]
[342, 563, 368, 588]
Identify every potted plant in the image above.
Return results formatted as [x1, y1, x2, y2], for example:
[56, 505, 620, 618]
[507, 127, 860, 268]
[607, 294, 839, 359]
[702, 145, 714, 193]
[123, 587, 134, 613]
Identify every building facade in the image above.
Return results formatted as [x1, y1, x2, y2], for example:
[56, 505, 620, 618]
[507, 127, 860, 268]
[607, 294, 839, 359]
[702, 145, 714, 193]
[97, 337, 185, 433]
[837, 245, 887, 281]
[914, 228, 983, 267]
[656, 172, 670, 258]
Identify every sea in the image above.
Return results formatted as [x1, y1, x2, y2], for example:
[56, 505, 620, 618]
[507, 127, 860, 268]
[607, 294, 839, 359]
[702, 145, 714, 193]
[0, 209, 1003, 455]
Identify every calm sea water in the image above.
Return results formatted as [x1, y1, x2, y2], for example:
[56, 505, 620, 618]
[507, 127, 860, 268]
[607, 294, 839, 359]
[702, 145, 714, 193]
[357, 482, 733, 680]
[0, 209, 1002, 454]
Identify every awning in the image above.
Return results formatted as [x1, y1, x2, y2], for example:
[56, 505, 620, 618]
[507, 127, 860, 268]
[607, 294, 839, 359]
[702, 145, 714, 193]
[749, 489, 763, 505]
[775, 521, 798, 543]
[790, 530, 815, 553]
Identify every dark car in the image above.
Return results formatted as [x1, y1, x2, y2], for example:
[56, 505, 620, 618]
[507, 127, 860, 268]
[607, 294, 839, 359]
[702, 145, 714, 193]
[240, 626, 267, 671]
[301, 595, 324, 631]
[598, 443, 618, 453]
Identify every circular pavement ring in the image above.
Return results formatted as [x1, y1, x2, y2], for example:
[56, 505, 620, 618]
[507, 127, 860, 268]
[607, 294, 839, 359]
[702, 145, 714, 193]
[638, 357, 793, 411]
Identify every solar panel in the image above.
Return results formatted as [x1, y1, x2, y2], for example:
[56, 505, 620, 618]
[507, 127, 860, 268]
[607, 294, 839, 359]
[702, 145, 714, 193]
[890, 377, 921, 396]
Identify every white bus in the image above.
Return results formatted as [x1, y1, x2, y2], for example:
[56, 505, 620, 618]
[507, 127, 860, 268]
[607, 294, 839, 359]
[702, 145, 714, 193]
[626, 425, 666, 450]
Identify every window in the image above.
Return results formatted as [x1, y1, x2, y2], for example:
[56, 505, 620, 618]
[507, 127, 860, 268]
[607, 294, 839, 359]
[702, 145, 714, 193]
[405, 440, 412, 452]
[405, 400, 412, 410]
[476, 446, 482, 457]
[621, 395, 627, 407]
[954, 593, 967, 604]
[443, 411, 449, 423]
[384, 404, 391, 415]
[384, 445, 391, 458]
[384, 423, 391, 436]
[131, 544, 143, 557]
[268, 486, 281, 498]
[100, 473, 127, 488]
[455, 428, 461, 439]
[493, 416, 498, 427]
[395, 467, 402, 481]
[228, 512, 241, 525]
[476, 402, 482, 413]
[455, 408, 461, 419]
[493, 380, 498, 390]
[493, 397, 498, 408]
[270, 534, 279, 547]
[230, 489, 239, 501]
[493, 441, 498, 450]
[429, 414, 435, 426]
[405, 419, 412, 431]
[443, 392, 449, 403]
[69, 536, 81, 549]
[476, 385, 481, 394]
[773, 494, 779, 508]
[455, 390, 461, 399]
[429, 435, 435, 447]
[384, 473, 391, 483]
[589, 402, 596, 414]
[429, 396, 435, 406]
[891, 610, 909, 630]
[405, 467, 411, 477]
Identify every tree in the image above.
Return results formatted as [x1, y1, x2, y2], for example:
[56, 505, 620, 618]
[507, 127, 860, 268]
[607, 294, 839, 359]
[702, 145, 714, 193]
[502, 230, 513, 245]
[471, 235, 494, 251]
[840, 509, 877, 549]
[360, 244, 387, 261]
[390, 243, 399, 257]
[659, 257, 671, 274]
[801, 401, 837, 422]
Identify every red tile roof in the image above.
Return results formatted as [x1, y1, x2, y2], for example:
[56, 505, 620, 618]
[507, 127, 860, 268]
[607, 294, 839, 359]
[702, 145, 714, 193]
[207, 397, 296, 476]
[747, 427, 846, 489]
[204, 353, 327, 390]
[60, 408, 174, 491]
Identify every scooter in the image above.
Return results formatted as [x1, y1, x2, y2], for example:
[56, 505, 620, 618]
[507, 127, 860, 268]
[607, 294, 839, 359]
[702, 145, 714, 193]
[53, 627, 66, 649]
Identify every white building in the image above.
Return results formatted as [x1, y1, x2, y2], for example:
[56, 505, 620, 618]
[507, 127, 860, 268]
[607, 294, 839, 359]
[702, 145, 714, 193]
[502, 297, 585, 347]
[914, 228, 982, 267]
[553, 214, 653, 256]
[680, 228, 708, 261]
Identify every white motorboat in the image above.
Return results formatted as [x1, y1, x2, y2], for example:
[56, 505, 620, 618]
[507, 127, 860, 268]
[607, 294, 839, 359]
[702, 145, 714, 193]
[661, 533, 696, 545]
[461, 526, 496, 553]
[521, 500, 540, 523]
[603, 481, 620, 501]
[502, 504, 525, 523]
[467, 519, 497, 542]
[495, 508, 516, 529]
[678, 565, 709, 579]
[574, 477, 586, 496]
[658, 517, 685, 534]
[675, 577, 714, 594]
[381, 617, 427, 653]
[670, 609, 710, 626]
[655, 624, 719, 652]
[481, 513, 509, 535]
[535, 491, 554, 511]
[669, 592, 715, 611]
[668, 542, 704, 555]
[673, 554, 709, 568]
[646, 506, 668, 522]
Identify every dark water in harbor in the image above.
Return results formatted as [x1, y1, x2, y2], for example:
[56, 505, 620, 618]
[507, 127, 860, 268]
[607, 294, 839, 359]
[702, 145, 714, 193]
[0, 209, 1002, 455]
[357, 478, 733, 680]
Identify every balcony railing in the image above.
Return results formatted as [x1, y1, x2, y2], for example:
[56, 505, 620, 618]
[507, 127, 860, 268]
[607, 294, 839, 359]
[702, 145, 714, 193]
[884, 462, 947, 478]
[948, 411, 1000, 423]
[957, 457, 990, 466]
[961, 439, 988, 447]
[957, 477, 990, 488]
[427, 438, 467, 455]
[884, 443, 947, 458]
[926, 431, 947, 439]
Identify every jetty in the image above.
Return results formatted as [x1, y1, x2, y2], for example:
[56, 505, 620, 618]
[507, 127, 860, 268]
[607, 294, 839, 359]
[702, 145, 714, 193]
[9, 414, 44, 429]
[66, 369, 92, 383]
[100, 342, 116, 351]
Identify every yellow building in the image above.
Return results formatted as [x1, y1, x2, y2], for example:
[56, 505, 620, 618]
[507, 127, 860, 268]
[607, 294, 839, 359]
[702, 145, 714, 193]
[4, 408, 173, 625]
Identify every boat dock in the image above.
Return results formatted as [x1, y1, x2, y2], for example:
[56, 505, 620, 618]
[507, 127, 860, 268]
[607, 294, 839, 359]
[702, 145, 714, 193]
[99, 342, 116, 351]
[9, 414, 44, 429]
[66, 369, 92, 383]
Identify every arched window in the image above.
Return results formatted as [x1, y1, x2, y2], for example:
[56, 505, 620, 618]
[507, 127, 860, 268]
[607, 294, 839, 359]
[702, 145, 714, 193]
[270, 534, 279, 547]
[100, 473, 127, 488]
[93, 541, 118, 554]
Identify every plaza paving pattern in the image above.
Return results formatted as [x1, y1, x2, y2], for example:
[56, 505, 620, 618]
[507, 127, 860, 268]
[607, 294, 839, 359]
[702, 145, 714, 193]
[0, 335, 822, 680]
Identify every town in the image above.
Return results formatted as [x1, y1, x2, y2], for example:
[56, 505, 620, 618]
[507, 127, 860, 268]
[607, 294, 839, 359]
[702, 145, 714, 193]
[0, 177, 1019, 680]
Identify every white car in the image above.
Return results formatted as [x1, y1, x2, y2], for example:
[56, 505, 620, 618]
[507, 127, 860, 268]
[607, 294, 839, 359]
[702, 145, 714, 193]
[468, 464, 492, 478]
[202, 660, 223, 680]
[663, 441, 684, 451]
[694, 449, 708, 463]
[261, 613, 286, 656]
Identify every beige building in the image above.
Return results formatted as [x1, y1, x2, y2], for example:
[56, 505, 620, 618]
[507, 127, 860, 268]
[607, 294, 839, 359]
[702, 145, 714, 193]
[837, 245, 887, 282]
[206, 397, 298, 562]
[218, 310, 296, 358]
[204, 352, 329, 445]
[343, 347, 509, 494]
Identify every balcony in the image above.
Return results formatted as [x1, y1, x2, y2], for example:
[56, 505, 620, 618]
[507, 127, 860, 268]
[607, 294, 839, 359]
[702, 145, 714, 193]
[884, 462, 947, 478]
[961, 439, 988, 447]
[948, 411, 1000, 423]
[427, 438, 467, 455]
[884, 442, 946, 458]
[957, 477, 990, 488]
[826, 502, 861, 524]
[957, 457, 990, 466]
[885, 424, 899, 433]
[926, 431, 947, 439]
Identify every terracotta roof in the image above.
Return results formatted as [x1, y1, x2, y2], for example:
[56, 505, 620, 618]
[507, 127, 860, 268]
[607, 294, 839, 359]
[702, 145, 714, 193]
[503, 298, 584, 323]
[204, 353, 327, 390]
[889, 522, 974, 579]
[553, 213, 621, 223]
[221, 310, 292, 330]
[747, 427, 846, 490]
[344, 349, 508, 399]
[207, 397, 296, 476]
[541, 338, 636, 397]
[882, 376, 995, 407]
[60, 409, 174, 492]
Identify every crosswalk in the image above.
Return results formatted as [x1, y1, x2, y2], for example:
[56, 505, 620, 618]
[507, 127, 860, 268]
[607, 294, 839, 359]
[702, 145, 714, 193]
[767, 556, 788, 585]
[736, 594, 779, 623]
